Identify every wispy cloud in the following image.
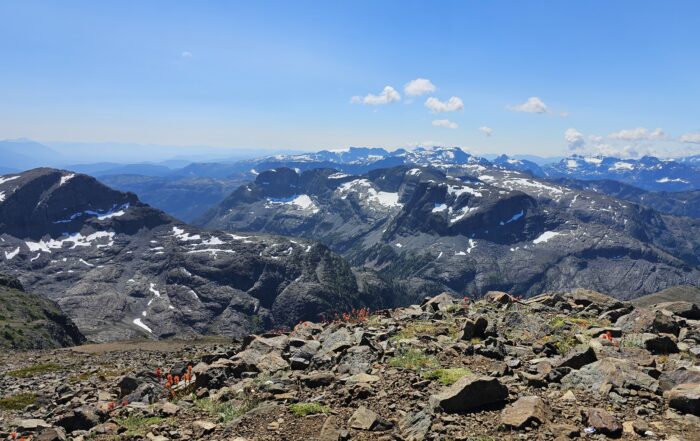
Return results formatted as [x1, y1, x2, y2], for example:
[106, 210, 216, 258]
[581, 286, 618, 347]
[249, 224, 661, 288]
[425, 96, 463, 113]
[181, 51, 193, 59]
[478, 126, 493, 137]
[404, 78, 436, 97]
[508, 97, 548, 114]
[608, 127, 665, 141]
[351, 86, 401, 105]
[679, 133, 700, 144]
[432, 119, 458, 129]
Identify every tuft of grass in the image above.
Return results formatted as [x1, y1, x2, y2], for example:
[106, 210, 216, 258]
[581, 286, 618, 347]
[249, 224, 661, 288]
[194, 397, 256, 424]
[423, 367, 472, 385]
[289, 402, 330, 417]
[388, 349, 439, 371]
[0, 393, 37, 410]
[393, 321, 439, 340]
[8, 363, 62, 378]
[554, 335, 578, 355]
[621, 334, 645, 348]
[114, 416, 166, 437]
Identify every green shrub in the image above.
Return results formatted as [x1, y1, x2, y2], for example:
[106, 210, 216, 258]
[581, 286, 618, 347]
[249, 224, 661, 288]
[388, 349, 439, 370]
[114, 416, 165, 436]
[0, 393, 36, 410]
[423, 367, 472, 385]
[289, 402, 330, 417]
[8, 362, 62, 378]
[194, 397, 256, 423]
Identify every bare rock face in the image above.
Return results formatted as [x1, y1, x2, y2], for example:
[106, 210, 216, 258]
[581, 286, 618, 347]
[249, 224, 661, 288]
[429, 375, 508, 413]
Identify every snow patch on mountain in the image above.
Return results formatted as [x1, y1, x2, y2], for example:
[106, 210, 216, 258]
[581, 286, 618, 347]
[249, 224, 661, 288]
[447, 184, 482, 198]
[656, 177, 689, 184]
[26, 231, 116, 253]
[336, 179, 402, 209]
[172, 226, 201, 242]
[4, 247, 20, 260]
[0, 176, 20, 186]
[533, 231, 560, 244]
[59, 174, 76, 186]
[53, 203, 130, 224]
[133, 318, 152, 333]
[265, 194, 320, 213]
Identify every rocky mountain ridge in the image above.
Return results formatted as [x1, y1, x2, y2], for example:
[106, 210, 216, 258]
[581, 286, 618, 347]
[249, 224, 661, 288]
[0, 168, 392, 342]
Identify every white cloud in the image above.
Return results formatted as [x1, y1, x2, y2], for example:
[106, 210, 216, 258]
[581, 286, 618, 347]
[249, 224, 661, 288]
[680, 132, 700, 144]
[351, 86, 401, 105]
[508, 97, 548, 114]
[565, 128, 585, 151]
[432, 119, 458, 129]
[608, 127, 665, 141]
[478, 126, 493, 137]
[404, 78, 437, 96]
[181, 51, 193, 59]
[425, 96, 464, 113]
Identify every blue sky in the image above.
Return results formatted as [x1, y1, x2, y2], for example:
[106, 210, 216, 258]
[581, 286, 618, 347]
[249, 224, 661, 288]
[1, 0, 700, 157]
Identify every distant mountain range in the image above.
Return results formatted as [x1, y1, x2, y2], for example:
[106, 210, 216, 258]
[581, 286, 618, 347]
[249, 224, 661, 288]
[198, 164, 700, 300]
[542, 155, 700, 192]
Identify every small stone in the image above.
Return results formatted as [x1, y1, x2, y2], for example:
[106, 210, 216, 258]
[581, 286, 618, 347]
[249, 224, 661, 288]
[348, 406, 393, 431]
[11, 418, 51, 431]
[343, 373, 380, 383]
[429, 376, 508, 413]
[319, 416, 340, 441]
[556, 346, 597, 370]
[161, 402, 180, 416]
[35, 427, 67, 441]
[665, 383, 700, 415]
[560, 390, 577, 402]
[500, 396, 550, 429]
[194, 421, 217, 434]
[581, 407, 622, 438]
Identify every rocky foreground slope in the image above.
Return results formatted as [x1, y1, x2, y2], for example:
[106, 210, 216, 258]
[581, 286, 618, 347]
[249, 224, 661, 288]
[0, 274, 85, 350]
[1, 290, 698, 440]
